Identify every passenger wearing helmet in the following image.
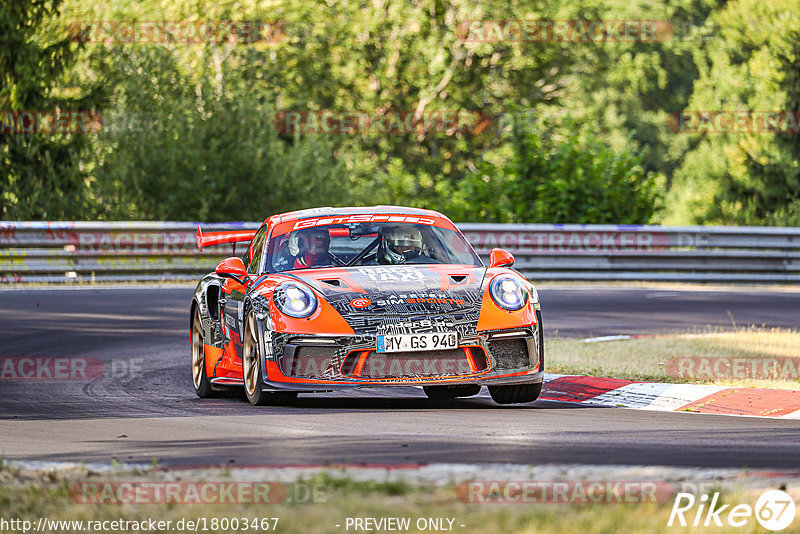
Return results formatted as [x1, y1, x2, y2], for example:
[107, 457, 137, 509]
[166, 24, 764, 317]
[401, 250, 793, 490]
[293, 228, 331, 269]
[377, 225, 435, 264]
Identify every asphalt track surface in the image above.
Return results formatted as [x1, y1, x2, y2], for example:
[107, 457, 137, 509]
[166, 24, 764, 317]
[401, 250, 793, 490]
[1, 285, 799, 469]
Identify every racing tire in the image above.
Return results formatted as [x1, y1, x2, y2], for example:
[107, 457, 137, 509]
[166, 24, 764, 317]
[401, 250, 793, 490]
[488, 382, 542, 405]
[242, 311, 298, 406]
[192, 305, 216, 398]
[423, 384, 481, 400]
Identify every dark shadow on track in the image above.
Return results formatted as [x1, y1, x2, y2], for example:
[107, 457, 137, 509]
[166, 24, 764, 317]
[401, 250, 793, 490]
[20, 427, 800, 469]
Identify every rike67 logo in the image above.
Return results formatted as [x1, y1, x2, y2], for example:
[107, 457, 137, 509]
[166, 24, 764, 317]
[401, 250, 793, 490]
[669, 490, 796, 531]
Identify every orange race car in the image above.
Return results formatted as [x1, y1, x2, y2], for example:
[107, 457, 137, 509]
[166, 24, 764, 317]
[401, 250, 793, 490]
[190, 206, 543, 405]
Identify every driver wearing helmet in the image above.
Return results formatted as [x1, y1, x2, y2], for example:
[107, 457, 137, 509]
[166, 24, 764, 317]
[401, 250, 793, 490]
[293, 227, 331, 269]
[377, 225, 434, 265]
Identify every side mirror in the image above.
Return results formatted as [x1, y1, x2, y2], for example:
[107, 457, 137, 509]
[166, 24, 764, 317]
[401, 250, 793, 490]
[489, 248, 515, 268]
[215, 257, 248, 283]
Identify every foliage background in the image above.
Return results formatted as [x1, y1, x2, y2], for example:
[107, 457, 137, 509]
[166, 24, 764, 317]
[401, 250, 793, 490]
[1, 0, 798, 224]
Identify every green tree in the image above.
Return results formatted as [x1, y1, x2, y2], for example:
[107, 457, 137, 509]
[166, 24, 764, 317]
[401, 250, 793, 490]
[13, 0, 733, 224]
[664, 0, 800, 225]
[89, 47, 354, 221]
[0, 0, 105, 218]
[444, 111, 660, 223]
[725, 32, 800, 224]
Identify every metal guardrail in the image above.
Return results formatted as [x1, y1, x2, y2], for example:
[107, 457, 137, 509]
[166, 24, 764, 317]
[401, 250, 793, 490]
[0, 222, 258, 284]
[1, 221, 799, 283]
[458, 224, 800, 282]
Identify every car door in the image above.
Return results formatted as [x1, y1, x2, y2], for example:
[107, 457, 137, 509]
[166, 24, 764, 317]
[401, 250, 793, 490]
[221, 225, 268, 363]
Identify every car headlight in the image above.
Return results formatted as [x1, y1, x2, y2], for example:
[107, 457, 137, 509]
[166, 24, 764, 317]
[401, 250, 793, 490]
[489, 275, 528, 311]
[274, 282, 317, 318]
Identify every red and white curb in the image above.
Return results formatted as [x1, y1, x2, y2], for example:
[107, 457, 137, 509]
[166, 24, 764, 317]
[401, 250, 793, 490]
[539, 373, 800, 419]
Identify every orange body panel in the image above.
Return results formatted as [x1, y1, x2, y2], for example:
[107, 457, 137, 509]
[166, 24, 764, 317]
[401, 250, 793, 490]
[210, 338, 243, 380]
[203, 345, 223, 377]
[476, 270, 537, 331]
[253, 275, 356, 335]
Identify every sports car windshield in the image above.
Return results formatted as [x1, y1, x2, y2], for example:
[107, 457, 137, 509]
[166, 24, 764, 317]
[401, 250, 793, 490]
[266, 222, 482, 273]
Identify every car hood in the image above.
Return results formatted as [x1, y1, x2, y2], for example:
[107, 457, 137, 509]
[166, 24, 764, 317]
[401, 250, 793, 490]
[287, 264, 487, 336]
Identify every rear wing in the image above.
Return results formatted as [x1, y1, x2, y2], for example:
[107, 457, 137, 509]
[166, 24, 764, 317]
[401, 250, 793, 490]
[195, 227, 257, 253]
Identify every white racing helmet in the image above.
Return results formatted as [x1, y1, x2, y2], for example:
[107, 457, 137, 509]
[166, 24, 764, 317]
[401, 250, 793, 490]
[379, 225, 423, 264]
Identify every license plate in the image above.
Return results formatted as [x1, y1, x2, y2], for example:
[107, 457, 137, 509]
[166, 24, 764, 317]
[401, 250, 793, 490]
[376, 332, 458, 353]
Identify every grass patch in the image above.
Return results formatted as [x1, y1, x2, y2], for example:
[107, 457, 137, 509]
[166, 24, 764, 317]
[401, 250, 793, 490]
[0, 472, 783, 534]
[302, 471, 414, 496]
[547, 326, 800, 388]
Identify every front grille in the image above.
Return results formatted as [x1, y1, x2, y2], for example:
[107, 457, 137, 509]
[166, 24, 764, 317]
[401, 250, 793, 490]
[359, 349, 472, 378]
[280, 345, 337, 377]
[488, 338, 532, 370]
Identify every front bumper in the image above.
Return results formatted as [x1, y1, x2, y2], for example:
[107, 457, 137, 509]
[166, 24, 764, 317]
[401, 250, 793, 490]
[258, 321, 544, 391]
